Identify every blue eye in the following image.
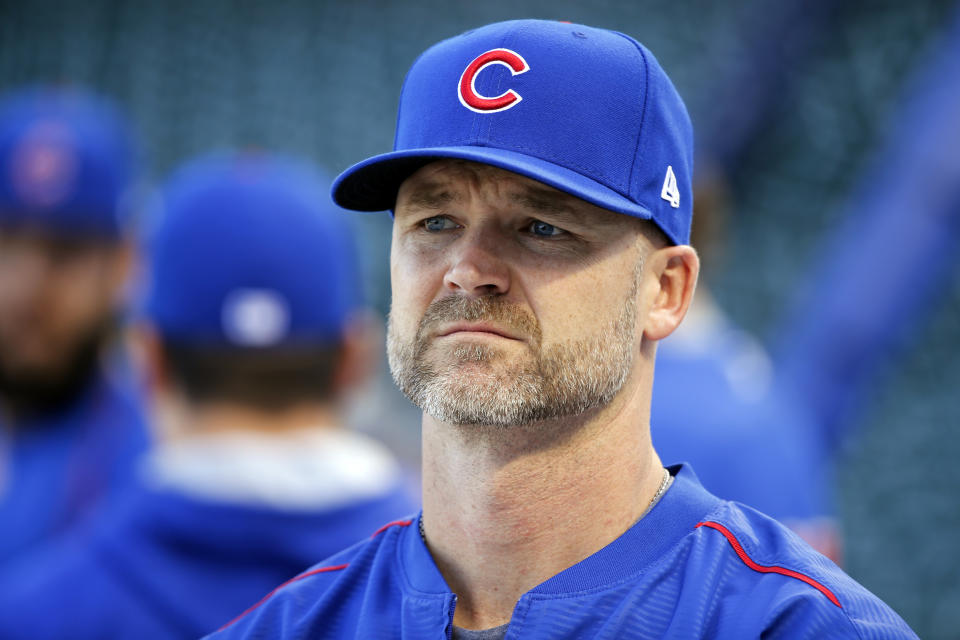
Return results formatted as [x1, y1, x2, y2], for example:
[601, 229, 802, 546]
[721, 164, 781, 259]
[529, 220, 563, 237]
[424, 216, 452, 231]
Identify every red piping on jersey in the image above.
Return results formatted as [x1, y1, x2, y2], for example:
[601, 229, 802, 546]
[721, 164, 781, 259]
[696, 521, 842, 608]
[371, 518, 413, 538]
[217, 563, 349, 631]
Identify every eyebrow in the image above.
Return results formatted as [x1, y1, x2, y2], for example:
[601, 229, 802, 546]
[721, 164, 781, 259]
[400, 179, 619, 228]
[509, 188, 604, 227]
[401, 185, 461, 211]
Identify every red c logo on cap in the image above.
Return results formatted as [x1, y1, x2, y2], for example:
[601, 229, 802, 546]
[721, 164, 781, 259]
[458, 48, 530, 113]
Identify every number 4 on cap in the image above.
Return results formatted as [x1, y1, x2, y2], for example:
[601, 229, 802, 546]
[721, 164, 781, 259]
[661, 165, 680, 209]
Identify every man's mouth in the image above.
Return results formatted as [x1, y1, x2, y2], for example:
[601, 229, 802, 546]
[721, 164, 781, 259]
[436, 322, 522, 341]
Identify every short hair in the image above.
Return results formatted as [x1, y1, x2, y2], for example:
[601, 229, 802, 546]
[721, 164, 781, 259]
[636, 217, 671, 252]
[159, 338, 341, 411]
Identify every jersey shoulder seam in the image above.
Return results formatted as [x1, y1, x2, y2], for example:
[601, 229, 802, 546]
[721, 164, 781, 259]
[215, 517, 413, 632]
[697, 520, 869, 638]
[696, 520, 842, 607]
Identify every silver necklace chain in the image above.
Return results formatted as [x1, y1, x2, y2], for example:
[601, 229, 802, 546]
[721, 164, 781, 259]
[418, 468, 673, 544]
[640, 467, 673, 520]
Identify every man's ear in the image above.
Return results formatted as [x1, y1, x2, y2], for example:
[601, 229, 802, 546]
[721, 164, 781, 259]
[126, 323, 171, 398]
[333, 309, 383, 394]
[126, 323, 189, 444]
[643, 245, 699, 341]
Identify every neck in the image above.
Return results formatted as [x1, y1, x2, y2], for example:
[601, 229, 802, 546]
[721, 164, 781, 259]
[155, 398, 340, 443]
[420, 367, 664, 630]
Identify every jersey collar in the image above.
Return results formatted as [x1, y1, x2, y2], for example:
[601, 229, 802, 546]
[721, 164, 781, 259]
[398, 463, 724, 597]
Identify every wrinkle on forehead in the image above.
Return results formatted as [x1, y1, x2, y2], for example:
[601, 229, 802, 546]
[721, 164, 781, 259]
[398, 160, 510, 211]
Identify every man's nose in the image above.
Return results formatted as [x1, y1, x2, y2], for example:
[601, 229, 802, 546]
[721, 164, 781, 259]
[442, 230, 511, 297]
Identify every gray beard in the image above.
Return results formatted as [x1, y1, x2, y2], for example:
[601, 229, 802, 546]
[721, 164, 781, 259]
[386, 273, 639, 428]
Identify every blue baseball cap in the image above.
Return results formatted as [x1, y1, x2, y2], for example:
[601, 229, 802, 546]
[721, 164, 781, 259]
[332, 19, 693, 245]
[0, 86, 140, 238]
[143, 152, 361, 346]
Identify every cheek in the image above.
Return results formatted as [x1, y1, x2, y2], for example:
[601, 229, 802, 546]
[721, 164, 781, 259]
[390, 244, 444, 335]
[529, 262, 637, 343]
[0, 271, 15, 309]
[0, 261, 114, 367]
[48, 260, 117, 330]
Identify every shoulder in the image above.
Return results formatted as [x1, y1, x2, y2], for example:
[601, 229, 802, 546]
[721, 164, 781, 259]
[207, 517, 416, 639]
[690, 501, 917, 638]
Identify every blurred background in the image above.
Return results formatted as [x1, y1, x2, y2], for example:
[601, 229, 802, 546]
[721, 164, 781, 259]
[1, 0, 958, 636]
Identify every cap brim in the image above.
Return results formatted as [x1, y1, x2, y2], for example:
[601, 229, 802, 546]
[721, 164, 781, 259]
[332, 146, 655, 223]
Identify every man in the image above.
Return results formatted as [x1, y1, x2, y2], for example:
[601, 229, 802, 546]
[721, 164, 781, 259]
[0, 87, 148, 562]
[208, 20, 916, 638]
[0, 152, 416, 638]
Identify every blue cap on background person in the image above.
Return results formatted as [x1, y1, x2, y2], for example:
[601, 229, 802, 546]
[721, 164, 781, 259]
[0, 86, 140, 238]
[143, 152, 362, 346]
[332, 19, 694, 245]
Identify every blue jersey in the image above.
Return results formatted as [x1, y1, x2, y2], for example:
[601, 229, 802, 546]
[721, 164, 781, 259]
[205, 465, 915, 639]
[0, 361, 148, 563]
[0, 476, 417, 639]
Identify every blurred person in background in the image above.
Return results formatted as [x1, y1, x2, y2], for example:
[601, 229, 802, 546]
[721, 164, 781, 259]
[0, 151, 416, 638]
[0, 86, 148, 563]
[652, 7, 960, 565]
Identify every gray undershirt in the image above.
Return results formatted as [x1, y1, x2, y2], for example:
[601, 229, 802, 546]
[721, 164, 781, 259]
[452, 624, 509, 640]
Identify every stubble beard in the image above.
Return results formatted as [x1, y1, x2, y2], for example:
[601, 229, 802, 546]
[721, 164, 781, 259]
[386, 268, 640, 429]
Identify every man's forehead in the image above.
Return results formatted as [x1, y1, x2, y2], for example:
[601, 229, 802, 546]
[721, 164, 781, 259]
[398, 159, 631, 227]
[403, 160, 564, 197]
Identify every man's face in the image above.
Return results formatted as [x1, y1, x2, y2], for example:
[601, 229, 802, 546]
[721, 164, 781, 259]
[387, 160, 651, 428]
[0, 223, 127, 416]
